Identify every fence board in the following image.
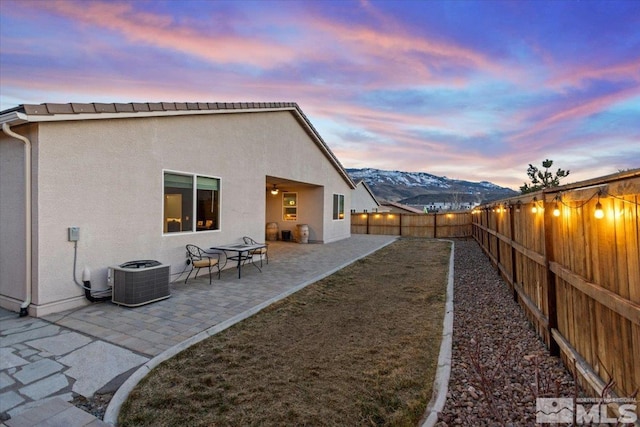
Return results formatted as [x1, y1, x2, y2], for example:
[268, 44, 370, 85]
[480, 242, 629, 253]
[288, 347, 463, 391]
[473, 170, 640, 399]
[551, 261, 640, 325]
[354, 171, 639, 398]
[350, 212, 471, 239]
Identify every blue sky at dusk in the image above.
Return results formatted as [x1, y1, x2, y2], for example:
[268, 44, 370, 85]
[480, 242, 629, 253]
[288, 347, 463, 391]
[1, 0, 638, 189]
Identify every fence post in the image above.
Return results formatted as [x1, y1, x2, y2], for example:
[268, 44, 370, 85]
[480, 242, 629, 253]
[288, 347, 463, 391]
[509, 203, 518, 301]
[543, 196, 560, 356]
[366, 213, 369, 235]
[484, 209, 490, 253]
[496, 209, 502, 275]
[433, 213, 437, 238]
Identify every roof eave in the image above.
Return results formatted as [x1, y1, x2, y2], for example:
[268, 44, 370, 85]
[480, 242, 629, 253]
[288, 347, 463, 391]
[0, 111, 28, 127]
[2, 106, 296, 124]
[360, 181, 381, 205]
[289, 106, 356, 189]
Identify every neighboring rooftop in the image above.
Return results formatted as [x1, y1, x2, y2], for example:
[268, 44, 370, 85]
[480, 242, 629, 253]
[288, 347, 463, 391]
[379, 200, 424, 213]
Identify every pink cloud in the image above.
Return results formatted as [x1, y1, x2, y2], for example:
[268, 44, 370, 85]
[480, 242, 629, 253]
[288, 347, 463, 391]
[313, 103, 444, 131]
[38, 0, 297, 67]
[24, 0, 489, 92]
[19, 0, 522, 92]
[547, 58, 640, 90]
[299, 13, 515, 86]
[509, 86, 640, 143]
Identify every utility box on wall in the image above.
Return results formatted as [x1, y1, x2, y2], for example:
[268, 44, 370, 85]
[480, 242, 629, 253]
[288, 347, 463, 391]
[109, 260, 170, 307]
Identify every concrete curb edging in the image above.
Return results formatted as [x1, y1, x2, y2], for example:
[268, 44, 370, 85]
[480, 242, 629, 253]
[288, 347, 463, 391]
[420, 239, 455, 427]
[103, 237, 398, 426]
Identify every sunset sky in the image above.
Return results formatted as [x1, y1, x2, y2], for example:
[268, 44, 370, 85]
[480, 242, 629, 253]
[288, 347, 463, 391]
[1, 0, 639, 189]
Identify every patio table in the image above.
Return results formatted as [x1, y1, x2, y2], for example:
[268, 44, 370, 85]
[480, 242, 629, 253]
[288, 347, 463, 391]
[209, 243, 267, 279]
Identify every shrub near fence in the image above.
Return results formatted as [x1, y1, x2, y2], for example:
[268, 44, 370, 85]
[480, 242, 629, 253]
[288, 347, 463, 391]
[473, 169, 640, 403]
[350, 212, 472, 238]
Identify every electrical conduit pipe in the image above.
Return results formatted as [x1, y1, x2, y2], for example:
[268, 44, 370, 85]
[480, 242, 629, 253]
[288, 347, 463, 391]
[2, 123, 32, 317]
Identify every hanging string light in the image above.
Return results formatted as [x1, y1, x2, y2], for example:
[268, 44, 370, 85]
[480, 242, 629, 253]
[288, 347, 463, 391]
[553, 195, 561, 217]
[594, 191, 604, 219]
[478, 186, 638, 222]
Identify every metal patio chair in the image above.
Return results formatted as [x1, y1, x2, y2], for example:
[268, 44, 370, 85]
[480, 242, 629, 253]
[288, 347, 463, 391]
[243, 236, 269, 267]
[185, 244, 221, 285]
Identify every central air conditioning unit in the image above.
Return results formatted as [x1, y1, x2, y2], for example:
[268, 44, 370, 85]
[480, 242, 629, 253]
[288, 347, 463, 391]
[108, 260, 170, 307]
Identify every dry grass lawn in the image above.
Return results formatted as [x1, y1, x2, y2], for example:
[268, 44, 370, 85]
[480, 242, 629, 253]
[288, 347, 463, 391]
[119, 238, 451, 426]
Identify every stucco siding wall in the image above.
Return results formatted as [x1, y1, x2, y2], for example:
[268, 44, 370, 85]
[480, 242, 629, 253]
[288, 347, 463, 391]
[317, 189, 347, 244]
[14, 110, 350, 315]
[0, 128, 33, 308]
[352, 184, 380, 213]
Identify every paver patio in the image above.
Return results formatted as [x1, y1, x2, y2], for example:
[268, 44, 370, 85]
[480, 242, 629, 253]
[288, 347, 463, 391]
[42, 235, 397, 357]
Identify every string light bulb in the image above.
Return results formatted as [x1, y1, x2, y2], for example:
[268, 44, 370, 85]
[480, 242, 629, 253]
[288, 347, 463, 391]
[531, 197, 538, 214]
[553, 195, 561, 217]
[594, 198, 604, 219]
[594, 202, 604, 219]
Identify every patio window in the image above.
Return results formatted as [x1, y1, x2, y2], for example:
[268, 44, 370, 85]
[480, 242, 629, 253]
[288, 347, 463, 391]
[283, 192, 297, 221]
[333, 194, 345, 220]
[163, 171, 220, 233]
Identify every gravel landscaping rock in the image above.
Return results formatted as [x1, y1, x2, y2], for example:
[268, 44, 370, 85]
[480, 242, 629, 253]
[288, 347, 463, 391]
[436, 239, 576, 426]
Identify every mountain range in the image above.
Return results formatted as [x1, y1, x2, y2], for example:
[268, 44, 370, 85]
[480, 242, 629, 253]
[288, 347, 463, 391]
[347, 168, 518, 205]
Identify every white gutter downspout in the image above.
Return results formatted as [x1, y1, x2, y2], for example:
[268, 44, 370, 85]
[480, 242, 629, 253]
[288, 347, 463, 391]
[2, 123, 32, 317]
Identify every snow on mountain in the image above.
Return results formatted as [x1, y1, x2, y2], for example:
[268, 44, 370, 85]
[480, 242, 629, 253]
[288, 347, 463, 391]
[349, 168, 448, 187]
[347, 168, 517, 204]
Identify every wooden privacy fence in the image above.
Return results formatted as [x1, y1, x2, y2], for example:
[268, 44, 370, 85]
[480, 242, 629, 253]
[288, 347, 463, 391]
[473, 169, 640, 401]
[350, 211, 472, 238]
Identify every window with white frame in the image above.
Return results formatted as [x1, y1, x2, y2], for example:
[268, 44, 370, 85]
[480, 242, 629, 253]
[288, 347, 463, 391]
[163, 171, 220, 233]
[283, 192, 297, 221]
[333, 194, 345, 220]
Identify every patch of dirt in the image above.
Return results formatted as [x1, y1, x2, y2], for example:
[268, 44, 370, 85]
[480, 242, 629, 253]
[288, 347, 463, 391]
[119, 238, 451, 426]
[71, 393, 113, 419]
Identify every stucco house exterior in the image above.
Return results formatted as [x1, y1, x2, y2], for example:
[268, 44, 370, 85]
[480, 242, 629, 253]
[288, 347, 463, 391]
[0, 102, 354, 317]
[350, 180, 389, 213]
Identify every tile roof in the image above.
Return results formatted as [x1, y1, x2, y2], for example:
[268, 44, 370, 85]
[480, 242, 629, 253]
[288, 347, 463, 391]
[5, 101, 299, 116]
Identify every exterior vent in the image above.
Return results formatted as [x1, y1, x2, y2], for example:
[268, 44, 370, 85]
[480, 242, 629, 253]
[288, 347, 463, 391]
[109, 260, 170, 307]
